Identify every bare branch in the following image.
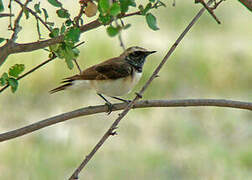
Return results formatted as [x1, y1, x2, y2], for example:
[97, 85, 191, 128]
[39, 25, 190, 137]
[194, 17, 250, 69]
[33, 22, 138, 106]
[73, 59, 82, 74]
[115, 19, 126, 50]
[0, 13, 14, 18]
[68, 1, 220, 179]
[0, 99, 251, 143]
[195, 0, 224, 24]
[8, 0, 13, 30]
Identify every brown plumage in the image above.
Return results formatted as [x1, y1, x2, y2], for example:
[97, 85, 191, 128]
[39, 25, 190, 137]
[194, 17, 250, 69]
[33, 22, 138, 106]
[50, 57, 133, 93]
[50, 46, 156, 97]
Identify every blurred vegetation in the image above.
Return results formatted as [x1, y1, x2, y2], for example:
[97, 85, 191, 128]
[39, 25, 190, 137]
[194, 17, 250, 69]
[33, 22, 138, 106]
[0, 1, 252, 179]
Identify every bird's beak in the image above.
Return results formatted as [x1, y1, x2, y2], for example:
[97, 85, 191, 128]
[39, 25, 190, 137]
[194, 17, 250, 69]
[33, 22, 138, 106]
[146, 51, 157, 56]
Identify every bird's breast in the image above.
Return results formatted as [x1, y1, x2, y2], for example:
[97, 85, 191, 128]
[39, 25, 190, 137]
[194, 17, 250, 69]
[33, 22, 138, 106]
[90, 72, 142, 96]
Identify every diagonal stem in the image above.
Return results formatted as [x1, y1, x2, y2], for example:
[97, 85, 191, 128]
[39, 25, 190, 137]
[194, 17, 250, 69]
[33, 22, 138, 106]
[68, 0, 216, 179]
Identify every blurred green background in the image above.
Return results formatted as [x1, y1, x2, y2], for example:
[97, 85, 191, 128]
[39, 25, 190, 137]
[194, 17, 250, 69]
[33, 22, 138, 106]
[1, 0, 252, 179]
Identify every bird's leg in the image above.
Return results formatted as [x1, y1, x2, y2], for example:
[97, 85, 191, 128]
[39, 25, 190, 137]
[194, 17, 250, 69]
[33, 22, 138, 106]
[110, 96, 131, 103]
[97, 93, 113, 115]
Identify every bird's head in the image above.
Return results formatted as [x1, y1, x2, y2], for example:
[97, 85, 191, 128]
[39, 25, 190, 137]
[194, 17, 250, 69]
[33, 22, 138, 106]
[121, 46, 156, 72]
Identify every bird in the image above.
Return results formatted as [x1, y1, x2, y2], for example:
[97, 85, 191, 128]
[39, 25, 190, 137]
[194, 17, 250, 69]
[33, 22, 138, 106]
[50, 46, 156, 113]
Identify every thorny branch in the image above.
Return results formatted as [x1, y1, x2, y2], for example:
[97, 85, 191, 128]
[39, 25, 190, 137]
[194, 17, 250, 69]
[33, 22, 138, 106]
[0, 99, 251, 142]
[69, 1, 219, 179]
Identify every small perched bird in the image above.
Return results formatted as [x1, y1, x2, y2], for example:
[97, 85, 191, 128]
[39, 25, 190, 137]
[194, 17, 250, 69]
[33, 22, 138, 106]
[50, 46, 156, 112]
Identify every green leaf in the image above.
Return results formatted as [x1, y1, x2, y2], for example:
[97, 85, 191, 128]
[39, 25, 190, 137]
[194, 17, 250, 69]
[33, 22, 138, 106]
[60, 23, 66, 34]
[98, 0, 110, 13]
[0, 0, 4, 12]
[0, 37, 5, 44]
[49, 44, 59, 52]
[109, 3, 121, 16]
[0, 78, 5, 86]
[8, 64, 25, 78]
[99, 14, 111, 24]
[34, 2, 42, 14]
[106, 26, 119, 37]
[42, 8, 49, 21]
[65, 19, 72, 26]
[64, 46, 75, 69]
[8, 78, 18, 93]
[49, 28, 59, 38]
[56, 8, 70, 18]
[64, 27, 80, 43]
[123, 24, 131, 29]
[72, 48, 80, 57]
[149, 0, 155, 2]
[145, 13, 159, 31]
[138, 5, 144, 12]
[46, 22, 55, 27]
[24, 8, 29, 19]
[48, 0, 62, 8]
[142, 3, 152, 15]
[0, 72, 8, 86]
[119, 0, 136, 13]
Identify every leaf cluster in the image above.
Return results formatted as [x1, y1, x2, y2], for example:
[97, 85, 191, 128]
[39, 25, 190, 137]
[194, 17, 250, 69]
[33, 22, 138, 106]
[0, 64, 25, 93]
[0, 0, 166, 93]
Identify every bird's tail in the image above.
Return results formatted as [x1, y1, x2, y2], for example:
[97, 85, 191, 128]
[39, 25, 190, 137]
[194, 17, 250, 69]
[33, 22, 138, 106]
[49, 77, 76, 94]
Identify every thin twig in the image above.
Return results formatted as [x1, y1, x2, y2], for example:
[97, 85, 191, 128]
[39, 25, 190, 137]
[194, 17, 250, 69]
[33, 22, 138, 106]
[74, 5, 85, 27]
[69, 1, 216, 179]
[8, 0, 13, 30]
[13, 0, 52, 32]
[10, 0, 31, 41]
[115, 19, 125, 50]
[73, 59, 82, 74]
[0, 41, 85, 93]
[0, 13, 14, 18]
[0, 99, 251, 143]
[195, 0, 223, 24]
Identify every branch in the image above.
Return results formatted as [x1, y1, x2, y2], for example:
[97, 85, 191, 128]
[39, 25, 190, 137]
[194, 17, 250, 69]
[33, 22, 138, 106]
[0, 13, 14, 17]
[0, 41, 85, 93]
[195, 0, 224, 24]
[0, 11, 140, 66]
[10, 0, 31, 41]
[239, 0, 252, 11]
[13, 0, 52, 32]
[0, 99, 251, 143]
[68, 1, 221, 179]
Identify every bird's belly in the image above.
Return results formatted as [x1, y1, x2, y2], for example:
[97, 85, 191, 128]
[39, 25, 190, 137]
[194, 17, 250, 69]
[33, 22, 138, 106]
[91, 72, 142, 96]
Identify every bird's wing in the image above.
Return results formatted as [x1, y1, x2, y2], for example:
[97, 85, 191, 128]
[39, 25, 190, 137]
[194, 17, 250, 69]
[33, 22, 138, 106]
[50, 58, 132, 93]
[73, 57, 132, 80]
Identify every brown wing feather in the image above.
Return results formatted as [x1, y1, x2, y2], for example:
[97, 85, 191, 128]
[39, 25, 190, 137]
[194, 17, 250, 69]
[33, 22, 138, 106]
[78, 57, 132, 80]
[50, 57, 132, 93]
